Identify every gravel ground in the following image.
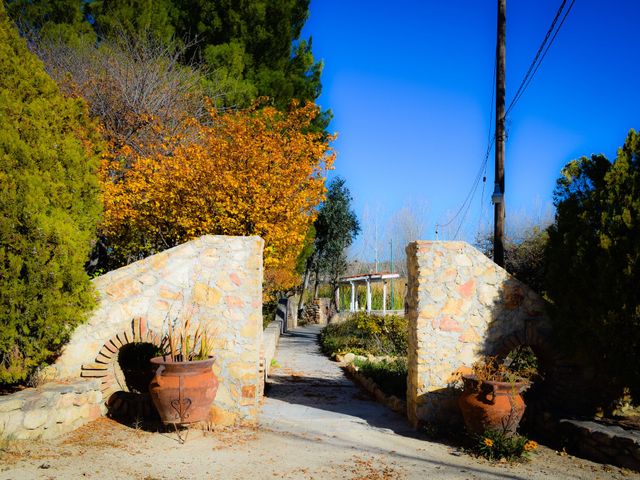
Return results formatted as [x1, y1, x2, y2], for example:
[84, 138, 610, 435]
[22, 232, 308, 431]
[1, 326, 638, 480]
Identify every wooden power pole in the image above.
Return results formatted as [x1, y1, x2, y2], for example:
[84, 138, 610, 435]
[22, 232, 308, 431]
[493, 0, 506, 267]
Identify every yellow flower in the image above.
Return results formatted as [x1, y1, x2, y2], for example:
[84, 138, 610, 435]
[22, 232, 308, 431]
[483, 438, 494, 447]
[524, 440, 538, 451]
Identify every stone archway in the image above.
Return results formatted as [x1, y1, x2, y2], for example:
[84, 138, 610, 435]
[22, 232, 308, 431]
[54, 235, 265, 426]
[80, 317, 161, 408]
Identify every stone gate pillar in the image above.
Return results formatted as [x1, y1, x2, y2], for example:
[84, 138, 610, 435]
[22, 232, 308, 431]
[405, 241, 552, 429]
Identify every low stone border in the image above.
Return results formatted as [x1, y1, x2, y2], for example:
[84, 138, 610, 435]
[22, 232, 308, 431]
[560, 419, 640, 471]
[0, 379, 103, 440]
[335, 353, 406, 415]
[262, 320, 282, 380]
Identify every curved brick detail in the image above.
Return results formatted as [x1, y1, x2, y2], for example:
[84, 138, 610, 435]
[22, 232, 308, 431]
[55, 235, 264, 426]
[81, 317, 160, 400]
[405, 241, 570, 429]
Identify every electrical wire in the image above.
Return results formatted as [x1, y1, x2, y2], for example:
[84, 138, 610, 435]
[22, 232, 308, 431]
[442, 0, 575, 242]
[512, 0, 576, 110]
[436, 60, 496, 240]
[506, 0, 576, 117]
[453, 138, 494, 239]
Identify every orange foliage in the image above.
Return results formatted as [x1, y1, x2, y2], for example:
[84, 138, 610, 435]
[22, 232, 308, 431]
[99, 101, 334, 293]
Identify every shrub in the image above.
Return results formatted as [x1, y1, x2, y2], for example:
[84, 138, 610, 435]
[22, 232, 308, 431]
[472, 430, 538, 462]
[352, 357, 407, 399]
[0, 5, 101, 384]
[319, 312, 408, 357]
[476, 226, 548, 294]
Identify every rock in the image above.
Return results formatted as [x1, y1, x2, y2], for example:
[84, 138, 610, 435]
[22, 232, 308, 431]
[343, 353, 355, 363]
[55, 408, 80, 425]
[0, 410, 24, 435]
[86, 390, 103, 405]
[40, 424, 70, 440]
[72, 394, 88, 406]
[0, 396, 25, 413]
[23, 410, 49, 430]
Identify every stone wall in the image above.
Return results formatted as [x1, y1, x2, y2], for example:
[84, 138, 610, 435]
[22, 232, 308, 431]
[0, 380, 102, 440]
[262, 321, 281, 380]
[54, 235, 264, 426]
[560, 419, 640, 471]
[302, 298, 332, 325]
[405, 241, 564, 429]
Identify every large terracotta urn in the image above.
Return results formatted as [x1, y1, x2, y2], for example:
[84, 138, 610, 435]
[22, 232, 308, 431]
[149, 356, 219, 425]
[458, 375, 530, 436]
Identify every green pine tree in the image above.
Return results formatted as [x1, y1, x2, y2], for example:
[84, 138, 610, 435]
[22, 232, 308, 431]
[546, 129, 640, 402]
[0, 4, 101, 384]
[8, 0, 330, 128]
[313, 177, 360, 305]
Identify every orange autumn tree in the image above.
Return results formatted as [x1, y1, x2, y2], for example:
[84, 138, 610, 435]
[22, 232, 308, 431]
[100, 101, 334, 294]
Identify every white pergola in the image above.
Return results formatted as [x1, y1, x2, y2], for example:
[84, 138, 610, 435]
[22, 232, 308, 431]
[339, 272, 400, 313]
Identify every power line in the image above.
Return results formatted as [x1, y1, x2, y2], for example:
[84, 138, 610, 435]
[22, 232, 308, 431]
[506, 0, 576, 117]
[514, 0, 576, 109]
[436, 59, 496, 240]
[453, 138, 494, 239]
[438, 0, 576, 241]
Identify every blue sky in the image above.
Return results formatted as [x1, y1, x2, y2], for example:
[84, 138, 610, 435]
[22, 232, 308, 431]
[301, 0, 640, 246]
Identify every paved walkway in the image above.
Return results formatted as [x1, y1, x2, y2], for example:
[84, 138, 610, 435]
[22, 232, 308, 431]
[261, 325, 416, 438]
[0, 326, 632, 479]
[257, 325, 625, 480]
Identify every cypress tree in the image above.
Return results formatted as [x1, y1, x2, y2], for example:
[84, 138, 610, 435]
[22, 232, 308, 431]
[0, 4, 101, 384]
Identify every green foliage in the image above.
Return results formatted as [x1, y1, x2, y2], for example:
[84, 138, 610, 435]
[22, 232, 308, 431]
[6, 0, 96, 43]
[295, 224, 315, 275]
[319, 312, 408, 357]
[471, 430, 537, 462]
[8, 0, 329, 126]
[172, 0, 325, 114]
[313, 177, 360, 299]
[89, 0, 176, 44]
[262, 301, 278, 329]
[352, 357, 407, 399]
[0, 4, 101, 384]
[505, 346, 540, 380]
[546, 130, 640, 399]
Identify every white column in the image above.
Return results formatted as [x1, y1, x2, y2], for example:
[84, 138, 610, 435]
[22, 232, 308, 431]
[382, 280, 387, 314]
[336, 285, 340, 311]
[350, 282, 355, 311]
[366, 279, 371, 312]
[355, 284, 359, 311]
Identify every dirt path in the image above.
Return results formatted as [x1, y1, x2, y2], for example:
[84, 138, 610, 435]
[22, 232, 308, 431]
[1, 325, 637, 480]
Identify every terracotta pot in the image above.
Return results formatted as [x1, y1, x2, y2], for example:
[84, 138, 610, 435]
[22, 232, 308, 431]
[458, 375, 530, 436]
[149, 356, 218, 425]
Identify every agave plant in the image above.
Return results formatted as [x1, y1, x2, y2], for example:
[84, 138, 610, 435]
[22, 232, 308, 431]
[160, 317, 212, 362]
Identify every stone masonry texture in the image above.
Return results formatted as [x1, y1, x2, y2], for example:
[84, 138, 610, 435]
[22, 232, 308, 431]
[405, 241, 553, 429]
[0, 379, 102, 440]
[54, 235, 264, 426]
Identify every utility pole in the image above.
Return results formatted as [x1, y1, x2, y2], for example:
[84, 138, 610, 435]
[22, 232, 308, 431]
[493, 0, 506, 267]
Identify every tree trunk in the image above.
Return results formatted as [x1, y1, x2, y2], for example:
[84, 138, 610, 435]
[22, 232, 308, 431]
[332, 283, 340, 311]
[297, 266, 311, 316]
[313, 266, 320, 299]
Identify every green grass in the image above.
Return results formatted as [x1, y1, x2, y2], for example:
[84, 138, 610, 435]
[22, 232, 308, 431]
[353, 357, 407, 399]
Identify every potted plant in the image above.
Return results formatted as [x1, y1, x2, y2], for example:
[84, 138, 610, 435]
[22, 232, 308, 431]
[149, 318, 219, 426]
[458, 355, 534, 436]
